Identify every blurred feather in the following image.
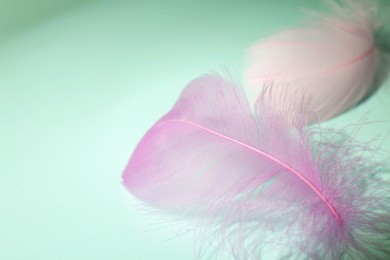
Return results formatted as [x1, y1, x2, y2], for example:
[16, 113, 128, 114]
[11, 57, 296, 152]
[123, 74, 390, 259]
[245, 0, 388, 123]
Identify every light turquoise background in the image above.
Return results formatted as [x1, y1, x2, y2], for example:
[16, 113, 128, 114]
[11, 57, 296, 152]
[1, 0, 389, 259]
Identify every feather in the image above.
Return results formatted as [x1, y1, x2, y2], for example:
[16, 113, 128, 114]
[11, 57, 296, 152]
[122, 74, 390, 259]
[245, 0, 386, 123]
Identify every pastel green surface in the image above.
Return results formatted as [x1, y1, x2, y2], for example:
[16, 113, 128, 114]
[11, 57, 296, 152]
[0, 0, 389, 259]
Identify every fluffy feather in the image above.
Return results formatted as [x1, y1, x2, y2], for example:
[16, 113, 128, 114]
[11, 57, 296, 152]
[122, 75, 390, 259]
[245, 0, 385, 123]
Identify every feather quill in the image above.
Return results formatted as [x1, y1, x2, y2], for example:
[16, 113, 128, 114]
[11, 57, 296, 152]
[245, 0, 387, 123]
[123, 74, 390, 259]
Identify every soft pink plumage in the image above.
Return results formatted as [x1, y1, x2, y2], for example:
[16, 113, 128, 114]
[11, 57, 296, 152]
[245, 0, 383, 123]
[123, 75, 390, 259]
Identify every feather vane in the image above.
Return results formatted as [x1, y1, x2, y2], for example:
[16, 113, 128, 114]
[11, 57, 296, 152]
[123, 75, 390, 259]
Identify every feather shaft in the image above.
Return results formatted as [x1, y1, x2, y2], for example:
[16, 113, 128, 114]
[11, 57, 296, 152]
[249, 43, 376, 83]
[170, 118, 342, 224]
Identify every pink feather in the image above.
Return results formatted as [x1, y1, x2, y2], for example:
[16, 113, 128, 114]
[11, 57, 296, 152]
[245, 0, 384, 123]
[123, 74, 390, 259]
